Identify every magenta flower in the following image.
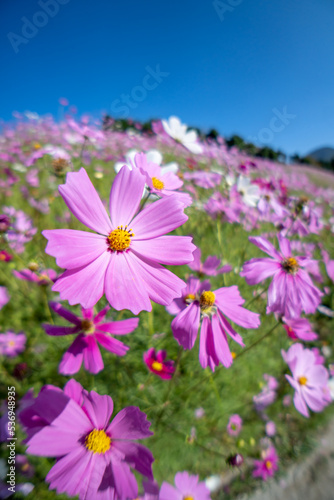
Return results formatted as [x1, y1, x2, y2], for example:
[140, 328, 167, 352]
[143, 348, 175, 380]
[227, 414, 243, 436]
[23, 380, 154, 500]
[282, 316, 318, 341]
[240, 234, 323, 318]
[43, 166, 195, 314]
[282, 343, 330, 417]
[13, 268, 57, 286]
[43, 302, 138, 374]
[0, 250, 12, 262]
[188, 247, 232, 276]
[171, 285, 260, 370]
[252, 446, 278, 481]
[0, 331, 26, 357]
[159, 471, 211, 500]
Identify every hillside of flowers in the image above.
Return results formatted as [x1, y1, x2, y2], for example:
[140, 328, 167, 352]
[0, 110, 334, 500]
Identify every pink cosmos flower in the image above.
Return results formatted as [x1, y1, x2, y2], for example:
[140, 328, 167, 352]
[43, 166, 195, 314]
[227, 414, 242, 436]
[143, 348, 175, 380]
[240, 234, 323, 318]
[23, 380, 154, 500]
[282, 343, 330, 417]
[171, 284, 260, 371]
[265, 421, 276, 437]
[252, 446, 278, 481]
[13, 268, 57, 286]
[188, 247, 232, 276]
[159, 471, 211, 500]
[282, 316, 318, 341]
[43, 302, 138, 374]
[0, 331, 26, 357]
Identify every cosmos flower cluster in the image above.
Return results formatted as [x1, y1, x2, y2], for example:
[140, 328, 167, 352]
[1, 113, 333, 498]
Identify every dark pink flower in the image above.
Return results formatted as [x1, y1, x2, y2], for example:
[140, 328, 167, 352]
[252, 446, 278, 481]
[282, 317, 317, 341]
[43, 302, 139, 374]
[143, 348, 175, 380]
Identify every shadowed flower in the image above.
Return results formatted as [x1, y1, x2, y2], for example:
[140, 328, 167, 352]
[143, 348, 175, 380]
[43, 166, 195, 314]
[13, 268, 57, 286]
[43, 302, 138, 374]
[282, 316, 318, 341]
[22, 380, 154, 500]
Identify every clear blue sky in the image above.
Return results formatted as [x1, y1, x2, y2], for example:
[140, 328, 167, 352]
[1, 0, 334, 156]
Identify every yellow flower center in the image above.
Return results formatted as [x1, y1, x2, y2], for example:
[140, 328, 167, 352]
[85, 429, 111, 454]
[183, 497, 194, 500]
[152, 361, 163, 372]
[231, 351, 236, 359]
[152, 177, 164, 190]
[108, 226, 134, 252]
[265, 460, 272, 470]
[81, 319, 95, 335]
[8, 341, 16, 347]
[282, 257, 299, 274]
[184, 293, 196, 304]
[0, 254, 6, 261]
[298, 376, 308, 386]
[199, 291, 215, 311]
[34, 143, 41, 149]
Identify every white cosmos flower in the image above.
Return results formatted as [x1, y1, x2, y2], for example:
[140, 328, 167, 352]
[162, 116, 203, 154]
[237, 175, 260, 207]
[114, 149, 178, 175]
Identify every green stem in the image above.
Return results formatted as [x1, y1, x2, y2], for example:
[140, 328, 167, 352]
[155, 346, 183, 427]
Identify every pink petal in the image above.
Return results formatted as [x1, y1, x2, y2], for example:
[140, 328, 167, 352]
[131, 235, 195, 265]
[49, 301, 81, 325]
[83, 336, 104, 374]
[52, 252, 109, 309]
[171, 302, 200, 350]
[104, 252, 152, 314]
[59, 168, 112, 234]
[131, 196, 187, 239]
[109, 166, 146, 227]
[96, 318, 139, 335]
[95, 333, 129, 357]
[107, 406, 153, 440]
[82, 390, 114, 429]
[59, 335, 86, 375]
[249, 236, 282, 260]
[277, 233, 291, 258]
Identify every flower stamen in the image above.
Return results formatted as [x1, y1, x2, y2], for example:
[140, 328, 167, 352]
[200, 291, 215, 312]
[152, 361, 163, 372]
[282, 257, 299, 274]
[108, 225, 134, 252]
[298, 376, 308, 386]
[85, 429, 111, 454]
[152, 177, 164, 190]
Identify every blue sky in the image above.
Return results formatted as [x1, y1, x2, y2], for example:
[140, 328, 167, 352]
[1, 0, 333, 156]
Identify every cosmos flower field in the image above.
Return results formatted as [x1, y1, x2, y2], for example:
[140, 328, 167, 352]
[0, 111, 334, 500]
